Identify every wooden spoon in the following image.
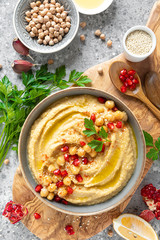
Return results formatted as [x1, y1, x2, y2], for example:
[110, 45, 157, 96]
[145, 71, 160, 109]
[109, 61, 160, 120]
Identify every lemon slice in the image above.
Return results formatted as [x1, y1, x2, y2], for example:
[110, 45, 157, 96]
[113, 214, 158, 240]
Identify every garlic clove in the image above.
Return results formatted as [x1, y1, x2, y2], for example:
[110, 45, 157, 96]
[12, 38, 34, 61]
[12, 60, 34, 74]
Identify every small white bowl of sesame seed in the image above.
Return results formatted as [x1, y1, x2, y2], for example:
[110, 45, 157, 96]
[123, 26, 156, 62]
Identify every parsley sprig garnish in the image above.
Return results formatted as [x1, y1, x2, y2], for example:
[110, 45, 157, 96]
[0, 65, 91, 167]
[143, 130, 160, 161]
[83, 118, 110, 152]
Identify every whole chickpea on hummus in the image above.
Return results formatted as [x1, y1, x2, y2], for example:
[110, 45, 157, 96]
[28, 95, 137, 205]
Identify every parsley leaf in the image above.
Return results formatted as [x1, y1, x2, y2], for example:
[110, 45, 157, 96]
[146, 148, 159, 161]
[143, 130, 154, 147]
[88, 140, 103, 152]
[155, 137, 160, 151]
[76, 76, 92, 87]
[99, 126, 108, 140]
[84, 118, 96, 132]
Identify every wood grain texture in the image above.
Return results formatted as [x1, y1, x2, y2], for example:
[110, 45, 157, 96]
[12, 1, 160, 239]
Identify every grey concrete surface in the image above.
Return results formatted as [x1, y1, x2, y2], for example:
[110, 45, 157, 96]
[0, 0, 160, 239]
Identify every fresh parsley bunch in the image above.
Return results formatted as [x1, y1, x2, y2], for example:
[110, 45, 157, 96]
[143, 130, 160, 161]
[83, 118, 110, 152]
[0, 64, 91, 167]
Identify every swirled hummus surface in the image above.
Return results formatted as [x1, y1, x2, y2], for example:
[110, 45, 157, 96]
[28, 95, 137, 205]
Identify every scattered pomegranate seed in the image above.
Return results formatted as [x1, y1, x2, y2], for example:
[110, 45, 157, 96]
[101, 144, 105, 152]
[82, 157, 88, 165]
[67, 186, 74, 194]
[126, 78, 133, 86]
[119, 75, 125, 82]
[34, 213, 41, 219]
[62, 199, 68, 205]
[155, 210, 160, 220]
[128, 69, 136, 75]
[107, 122, 115, 130]
[129, 83, 136, 90]
[54, 195, 62, 202]
[120, 69, 127, 76]
[80, 141, 86, 146]
[73, 159, 81, 166]
[90, 113, 96, 122]
[35, 184, 43, 192]
[56, 181, 64, 188]
[61, 146, 69, 152]
[124, 82, 128, 87]
[129, 75, 134, 80]
[112, 106, 118, 112]
[64, 153, 70, 161]
[132, 78, 139, 84]
[61, 170, 68, 177]
[98, 97, 106, 103]
[65, 225, 75, 235]
[53, 169, 61, 176]
[71, 154, 78, 160]
[156, 202, 160, 210]
[116, 121, 122, 128]
[76, 174, 83, 182]
[97, 137, 102, 141]
[120, 85, 127, 93]
[139, 210, 155, 222]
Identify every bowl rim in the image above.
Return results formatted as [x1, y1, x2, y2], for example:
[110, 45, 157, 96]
[73, 0, 113, 15]
[18, 87, 146, 216]
[13, 0, 80, 54]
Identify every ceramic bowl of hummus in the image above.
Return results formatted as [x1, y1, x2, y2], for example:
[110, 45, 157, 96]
[19, 87, 146, 216]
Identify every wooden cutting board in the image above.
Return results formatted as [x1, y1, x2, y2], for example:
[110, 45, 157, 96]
[12, 1, 160, 240]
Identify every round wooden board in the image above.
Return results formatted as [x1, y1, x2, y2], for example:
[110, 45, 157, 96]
[13, 1, 160, 239]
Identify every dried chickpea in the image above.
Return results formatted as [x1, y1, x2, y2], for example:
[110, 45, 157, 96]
[80, 21, 86, 29]
[58, 35, 62, 41]
[60, 6, 64, 12]
[59, 28, 64, 34]
[26, 11, 31, 17]
[70, 165, 80, 175]
[69, 146, 77, 155]
[48, 59, 54, 65]
[54, 31, 59, 37]
[30, 31, 35, 37]
[58, 18, 63, 23]
[43, 39, 47, 45]
[77, 147, 86, 157]
[48, 164, 56, 172]
[40, 10, 46, 17]
[63, 177, 71, 186]
[64, 27, 69, 33]
[40, 188, 49, 197]
[107, 39, 112, 47]
[45, 3, 50, 9]
[49, 33, 54, 38]
[33, 7, 39, 13]
[105, 100, 115, 109]
[51, 0, 56, 4]
[53, 38, 58, 44]
[47, 12, 52, 18]
[58, 187, 67, 198]
[43, 175, 52, 186]
[61, 12, 67, 19]
[66, 22, 71, 28]
[38, 15, 44, 23]
[33, 12, 38, 18]
[44, 30, 49, 35]
[30, 2, 36, 8]
[54, 25, 60, 31]
[36, 23, 41, 29]
[32, 27, 38, 34]
[56, 13, 61, 18]
[47, 192, 54, 200]
[37, 39, 43, 44]
[26, 25, 31, 32]
[51, 21, 56, 27]
[55, 2, 61, 7]
[49, 27, 54, 33]
[57, 155, 65, 166]
[100, 33, 106, 40]
[89, 150, 97, 158]
[66, 16, 71, 22]
[97, 67, 103, 75]
[39, 4, 45, 11]
[56, 7, 61, 13]
[54, 17, 59, 23]
[44, 15, 49, 22]
[50, 7, 56, 14]
[49, 40, 54, 45]
[80, 34, 85, 41]
[83, 144, 91, 153]
[95, 117, 104, 127]
[25, 17, 31, 23]
[48, 183, 57, 192]
[95, 29, 101, 37]
[29, 21, 35, 27]
[33, 18, 39, 23]
[4, 159, 10, 165]
[46, 21, 51, 28]
[42, 24, 47, 30]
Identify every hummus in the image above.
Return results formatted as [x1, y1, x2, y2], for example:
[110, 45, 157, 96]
[28, 95, 137, 205]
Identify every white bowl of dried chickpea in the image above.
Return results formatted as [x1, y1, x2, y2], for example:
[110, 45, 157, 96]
[13, 0, 79, 53]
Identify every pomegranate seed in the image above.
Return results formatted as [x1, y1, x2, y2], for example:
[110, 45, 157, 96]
[116, 121, 122, 128]
[101, 144, 105, 152]
[68, 230, 75, 235]
[61, 146, 69, 152]
[61, 170, 68, 177]
[64, 153, 70, 161]
[98, 97, 106, 103]
[112, 106, 118, 112]
[82, 157, 88, 165]
[120, 69, 127, 76]
[156, 202, 160, 210]
[124, 82, 129, 87]
[107, 122, 115, 130]
[35, 184, 43, 192]
[53, 169, 61, 176]
[128, 69, 136, 76]
[124, 74, 129, 78]
[119, 75, 125, 82]
[6, 205, 13, 212]
[129, 83, 136, 90]
[56, 181, 64, 188]
[129, 75, 134, 80]
[76, 174, 83, 182]
[80, 141, 86, 146]
[132, 78, 139, 84]
[126, 78, 133, 86]
[97, 137, 102, 141]
[73, 159, 81, 166]
[62, 199, 68, 205]
[141, 184, 156, 199]
[12, 60, 34, 74]
[65, 225, 75, 235]
[155, 210, 160, 220]
[54, 195, 62, 202]
[34, 213, 41, 219]
[71, 154, 78, 160]
[67, 186, 73, 194]
[120, 85, 127, 93]
[90, 113, 96, 122]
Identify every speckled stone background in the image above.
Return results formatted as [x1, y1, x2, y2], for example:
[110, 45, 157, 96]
[0, 0, 160, 239]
